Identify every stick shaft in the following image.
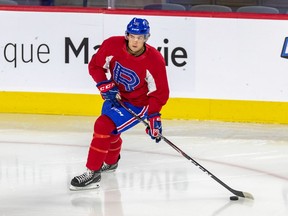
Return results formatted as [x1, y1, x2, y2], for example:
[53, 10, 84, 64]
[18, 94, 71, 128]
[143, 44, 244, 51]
[118, 100, 254, 199]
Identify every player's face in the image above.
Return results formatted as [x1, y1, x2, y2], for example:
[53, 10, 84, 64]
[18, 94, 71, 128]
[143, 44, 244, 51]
[127, 34, 146, 53]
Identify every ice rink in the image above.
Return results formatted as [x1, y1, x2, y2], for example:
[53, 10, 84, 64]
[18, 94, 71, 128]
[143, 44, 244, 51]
[0, 113, 288, 216]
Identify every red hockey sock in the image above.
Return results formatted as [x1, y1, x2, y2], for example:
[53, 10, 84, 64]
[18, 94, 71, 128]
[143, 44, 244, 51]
[104, 134, 122, 165]
[86, 115, 116, 171]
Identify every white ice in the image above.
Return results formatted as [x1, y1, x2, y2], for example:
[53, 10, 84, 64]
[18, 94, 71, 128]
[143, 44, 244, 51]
[0, 113, 288, 216]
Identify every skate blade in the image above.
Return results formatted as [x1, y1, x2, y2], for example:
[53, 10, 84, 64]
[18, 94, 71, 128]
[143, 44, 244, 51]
[102, 169, 116, 173]
[69, 183, 100, 191]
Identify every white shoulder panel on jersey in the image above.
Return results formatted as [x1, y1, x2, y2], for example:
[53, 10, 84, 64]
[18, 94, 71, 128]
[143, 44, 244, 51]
[103, 56, 114, 70]
[145, 69, 157, 95]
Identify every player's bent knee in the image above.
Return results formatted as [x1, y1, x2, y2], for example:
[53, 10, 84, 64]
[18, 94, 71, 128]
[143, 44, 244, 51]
[94, 115, 116, 135]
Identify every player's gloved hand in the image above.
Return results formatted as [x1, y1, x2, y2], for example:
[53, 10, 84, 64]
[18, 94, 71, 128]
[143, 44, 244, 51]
[146, 113, 162, 143]
[96, 80, 121, 107]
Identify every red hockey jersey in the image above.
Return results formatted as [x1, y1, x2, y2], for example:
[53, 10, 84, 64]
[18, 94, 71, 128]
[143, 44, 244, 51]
[89, 36, 169, 115]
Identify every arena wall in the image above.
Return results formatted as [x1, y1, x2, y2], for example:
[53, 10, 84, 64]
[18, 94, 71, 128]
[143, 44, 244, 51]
[1, 6, 288, 123]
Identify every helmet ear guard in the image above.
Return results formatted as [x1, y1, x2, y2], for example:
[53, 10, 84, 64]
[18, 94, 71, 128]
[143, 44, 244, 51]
[144, 33, 150, 42]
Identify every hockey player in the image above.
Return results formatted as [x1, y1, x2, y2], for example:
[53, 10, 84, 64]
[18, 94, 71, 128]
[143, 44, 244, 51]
[70, 17, 169, 190]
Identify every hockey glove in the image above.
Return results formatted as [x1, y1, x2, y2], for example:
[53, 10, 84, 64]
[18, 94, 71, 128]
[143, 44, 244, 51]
[146, 113, 162, 143]
[96, 80, 121, 107]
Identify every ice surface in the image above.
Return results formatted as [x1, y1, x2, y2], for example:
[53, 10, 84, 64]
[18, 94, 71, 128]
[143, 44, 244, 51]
[0, 113, 288, 216]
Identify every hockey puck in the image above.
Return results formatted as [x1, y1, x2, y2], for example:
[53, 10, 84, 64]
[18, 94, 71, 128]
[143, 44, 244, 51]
[230, 196, 239, 201]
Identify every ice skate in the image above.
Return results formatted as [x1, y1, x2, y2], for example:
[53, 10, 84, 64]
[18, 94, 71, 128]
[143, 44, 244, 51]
[101, 155, 120, 173]
[101, 162, 118, 173]
[70, 169, 101, 191]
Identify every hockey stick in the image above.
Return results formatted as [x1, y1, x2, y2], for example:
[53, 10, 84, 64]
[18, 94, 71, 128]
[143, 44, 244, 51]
[118, 100, 254, 200]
